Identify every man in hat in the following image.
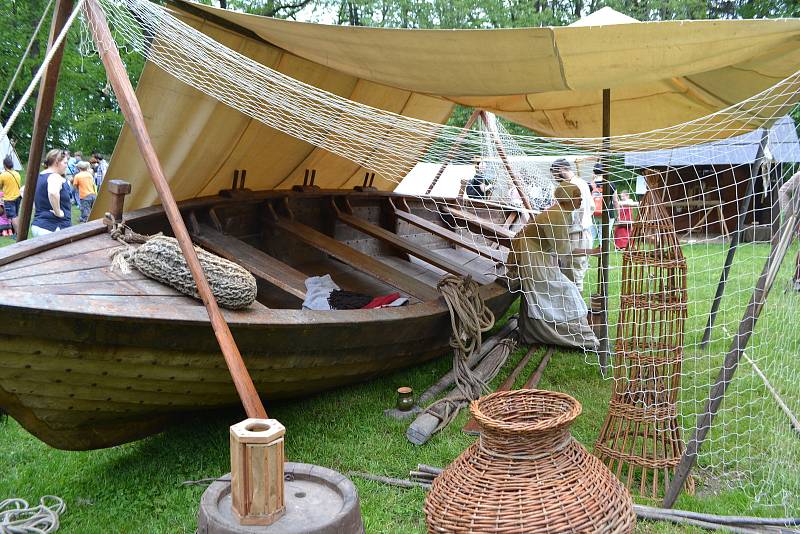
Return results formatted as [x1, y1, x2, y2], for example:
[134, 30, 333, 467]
[550, 158, 593, 292]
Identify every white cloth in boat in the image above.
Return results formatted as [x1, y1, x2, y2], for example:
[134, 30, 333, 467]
[508, 209, 598, 350]
[303, 274, 340, 310]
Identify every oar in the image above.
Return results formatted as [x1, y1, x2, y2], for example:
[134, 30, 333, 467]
[522, 347, 555, 389]
[462, 344, 540, 435]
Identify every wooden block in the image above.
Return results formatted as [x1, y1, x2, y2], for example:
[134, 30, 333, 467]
[230, 418, 286, 526]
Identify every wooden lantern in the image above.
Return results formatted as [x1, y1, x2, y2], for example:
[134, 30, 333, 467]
[230, 418, 286, 526]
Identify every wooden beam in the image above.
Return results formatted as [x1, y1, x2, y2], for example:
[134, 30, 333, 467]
[332, 200, 477, 278]
[390, 200, 505, 264]
[84, 0, 267, 420]
[701, 131, 767, 348]
[268, 211, 439, 301]
[445, 205, 514, 247]
[191, 223, 307, 300]
[663, 209, 800, 508]
[425, 109, 481, 195]
[17, 0, 74, 242]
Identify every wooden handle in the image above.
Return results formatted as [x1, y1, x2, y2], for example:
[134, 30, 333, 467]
[84, 0, 267, 419]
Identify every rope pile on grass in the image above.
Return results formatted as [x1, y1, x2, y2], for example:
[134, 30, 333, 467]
[109, 223, 257, 310]
[0, 496, 65, 534]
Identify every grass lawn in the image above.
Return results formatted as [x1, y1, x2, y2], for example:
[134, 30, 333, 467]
[0, 236, 797, 533]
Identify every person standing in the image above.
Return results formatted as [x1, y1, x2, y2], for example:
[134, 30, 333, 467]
[31, 149, 72, 237]
[589, 163, 620, 245]
[93, 152, 109, 188]
[73, 160, 97, 223]
[0, 156, 22, 237]
[67, 151, 83, 207]
[550, 158, 593, 292]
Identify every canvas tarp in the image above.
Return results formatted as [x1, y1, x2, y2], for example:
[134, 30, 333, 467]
[98, 1, 800, 212]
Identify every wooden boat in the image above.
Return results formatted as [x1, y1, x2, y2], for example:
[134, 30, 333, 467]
[0, 188, 516, 450]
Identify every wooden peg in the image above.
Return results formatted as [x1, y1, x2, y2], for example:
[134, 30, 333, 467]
[232, 169, 239, 190]
[230, 418, 286, 526]
[107, 179, 131, 224]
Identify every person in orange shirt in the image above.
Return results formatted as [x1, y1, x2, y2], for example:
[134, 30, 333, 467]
[72, 161, 97, 223]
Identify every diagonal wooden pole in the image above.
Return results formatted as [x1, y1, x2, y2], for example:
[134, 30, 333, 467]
[425, 109, 481, 195]
[701, 131, 768, 348]
[17, 0, 74, 242]
[479, 110, 533, 212]
[663, 205, 800, 507]
[597, 88, 611, 375]
[84, 0, 267, 419]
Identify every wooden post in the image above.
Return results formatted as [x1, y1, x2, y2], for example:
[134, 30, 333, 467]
[663, 208, 800, 507]
[107, 179, 132, 224]
[425, 109, 481, 195]
[230, 418, 286, 526]
[597, 88, 611, 373]
[17, 0, 74, 242]
[84, 0, 267, 419]
[701, 131, 767, 348]
[479, 110, 533, 212]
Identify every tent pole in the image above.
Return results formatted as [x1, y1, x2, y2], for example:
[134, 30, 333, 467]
[425, 109, 481, 195]
[479, 110, 532, 212]
[701, 131, 768, 348]
[598, 88, 611, 374]
[663, 204, 800, 508]
[84, 0, 267, 420]
[17, 0, 74, 242]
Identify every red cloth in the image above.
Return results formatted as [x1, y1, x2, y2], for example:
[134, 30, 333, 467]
[614, 226, 630, 249]
[362, 292, 401, 309]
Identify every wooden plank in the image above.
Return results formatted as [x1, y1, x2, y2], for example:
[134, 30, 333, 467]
[392, 205, 506, 263]
[192, 224, 307, 300]
[272, 216, 439, 301]
[334, 209, 475, 278]
[445, 206, 515, 246]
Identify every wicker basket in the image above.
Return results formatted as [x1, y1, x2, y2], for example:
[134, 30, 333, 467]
[424, 389, 636, 533]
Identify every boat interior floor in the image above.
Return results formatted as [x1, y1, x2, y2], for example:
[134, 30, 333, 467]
[0, 193, 513, 314]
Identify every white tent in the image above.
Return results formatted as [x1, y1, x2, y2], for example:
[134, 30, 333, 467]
[0, 133, 22, 171]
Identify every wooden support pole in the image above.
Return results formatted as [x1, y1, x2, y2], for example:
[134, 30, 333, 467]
[84, 0, 267, 419]
[479, 110, 533, 212]
[663, 208, 800, 508]
[597, 88, 611, 374]
[17, 0, 74, 242]
[426, 109, 481, 195]
[701, 131, 768, 348]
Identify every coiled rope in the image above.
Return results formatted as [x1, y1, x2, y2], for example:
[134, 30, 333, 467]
[420, 275, 508, 433]
[0, 496, 65, 534]
[108, 222, 257, 310]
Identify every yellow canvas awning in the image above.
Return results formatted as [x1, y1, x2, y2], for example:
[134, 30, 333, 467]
[99, 1, 800, 212]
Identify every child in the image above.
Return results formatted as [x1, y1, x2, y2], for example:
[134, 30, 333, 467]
[614, 191, 636, 249]
[0, 193, 13, 237]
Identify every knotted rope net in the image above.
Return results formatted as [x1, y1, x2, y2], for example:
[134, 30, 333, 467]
[109, 223, 257, 310]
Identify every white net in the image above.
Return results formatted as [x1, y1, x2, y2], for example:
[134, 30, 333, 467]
[84, 0, 800, 515]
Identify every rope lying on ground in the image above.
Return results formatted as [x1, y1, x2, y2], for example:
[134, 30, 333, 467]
[0, 496, 65, 534]
[108, 222, 257, 310]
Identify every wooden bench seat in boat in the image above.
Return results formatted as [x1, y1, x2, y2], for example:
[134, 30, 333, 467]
[389, 200, 506, 264]
[331, 200, 491, 282]
[270, 215, 439, 301]
[444, 205, 516, 247]
[191, 223, 307, 299]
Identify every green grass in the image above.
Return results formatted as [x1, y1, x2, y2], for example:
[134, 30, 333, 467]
[0, 239, 798, 533]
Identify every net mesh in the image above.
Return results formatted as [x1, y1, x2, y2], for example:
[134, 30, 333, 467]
[83, 0, 800, 514]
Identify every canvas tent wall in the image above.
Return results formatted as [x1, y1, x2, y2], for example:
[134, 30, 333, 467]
[95, 0, 800, 216]
[624, 115, 800, 236]
[0, 133, 21, 171]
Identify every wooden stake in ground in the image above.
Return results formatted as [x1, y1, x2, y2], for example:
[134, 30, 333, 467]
[17, 0, 74, 242]
[83, 0, 267, 419]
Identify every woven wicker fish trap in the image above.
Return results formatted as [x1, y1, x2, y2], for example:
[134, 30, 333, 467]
[424, 389, 635, 534]
[594, 177, 693, 499]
